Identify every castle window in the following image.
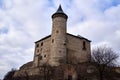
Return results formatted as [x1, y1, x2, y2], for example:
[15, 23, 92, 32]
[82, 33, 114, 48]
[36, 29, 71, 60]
[41, 42, 43, 46]
[44, 55, 46, 57]
[56, 30, 59, 33]
[64, 41, 66, 45]
[82, 41, 86, 50]
[37, 49, 39, 53]
[36, 44, 39, 47]
[52, 39, 54, 43]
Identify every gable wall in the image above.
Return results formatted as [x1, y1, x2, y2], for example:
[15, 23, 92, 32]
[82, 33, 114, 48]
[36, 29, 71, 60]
[33, 37, 51, 67]
[66, 34, 91, 63]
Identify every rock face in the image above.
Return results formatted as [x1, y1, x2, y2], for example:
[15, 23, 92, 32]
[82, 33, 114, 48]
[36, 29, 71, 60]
[13, 5, 92, 80]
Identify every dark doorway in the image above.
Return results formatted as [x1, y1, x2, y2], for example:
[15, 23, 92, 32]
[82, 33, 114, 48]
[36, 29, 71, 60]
[68, 75, 72, 80]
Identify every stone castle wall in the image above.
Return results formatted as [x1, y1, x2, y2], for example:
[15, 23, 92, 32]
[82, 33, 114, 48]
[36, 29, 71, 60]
[33, 34, 91, 67]
[49, 16, 67, 66]
[34, 36, 51, 67]
[66, 34, 91, 63]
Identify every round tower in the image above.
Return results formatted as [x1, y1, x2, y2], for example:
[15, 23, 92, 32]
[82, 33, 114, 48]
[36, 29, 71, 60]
[49, 5, 68, 66]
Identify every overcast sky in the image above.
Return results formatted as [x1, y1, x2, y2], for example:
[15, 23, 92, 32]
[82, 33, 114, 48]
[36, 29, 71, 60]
[0, 0, 120, 79]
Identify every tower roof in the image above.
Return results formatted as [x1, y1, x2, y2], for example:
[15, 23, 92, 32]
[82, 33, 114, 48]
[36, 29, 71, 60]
[52, 5, 68, 19]
[56, 5, 64, 13]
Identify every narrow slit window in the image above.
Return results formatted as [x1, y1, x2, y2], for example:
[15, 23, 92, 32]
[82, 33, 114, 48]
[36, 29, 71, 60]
[41, 42, 43, 46]
[83, 41, 86, 50]
[52, 39, 54, 43]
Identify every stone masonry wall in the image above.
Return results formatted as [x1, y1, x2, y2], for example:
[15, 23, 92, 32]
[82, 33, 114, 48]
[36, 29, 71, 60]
[49, 16, 67, 66]
[34, 36, 51, 67]
[66, 34, 91, 63]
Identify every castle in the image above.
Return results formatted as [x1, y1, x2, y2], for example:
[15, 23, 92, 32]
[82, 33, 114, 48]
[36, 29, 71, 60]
[33, 5, 91, 67]
[14, 5, 92, 80]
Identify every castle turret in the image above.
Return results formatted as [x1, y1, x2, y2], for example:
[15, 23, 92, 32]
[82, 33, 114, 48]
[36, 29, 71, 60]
[49, 5, 68, 66]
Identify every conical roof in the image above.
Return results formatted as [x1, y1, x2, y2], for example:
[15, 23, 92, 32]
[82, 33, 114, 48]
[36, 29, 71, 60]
[56, 5, 64, 13]
[52, 5, 68, 19]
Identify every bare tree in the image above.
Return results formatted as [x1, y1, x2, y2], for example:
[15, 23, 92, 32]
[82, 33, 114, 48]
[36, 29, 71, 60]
[91, 46, 119, 80]
[38, 63, 52, 80]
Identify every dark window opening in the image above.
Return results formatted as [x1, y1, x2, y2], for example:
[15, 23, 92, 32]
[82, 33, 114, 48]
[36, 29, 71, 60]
[41, 42, 43, 46]
[64, 41, 66, 45]
[82, 41, 86, 50]
[44, 55, 46, 57]
[56, 30, 59, 33]
[52, 39, 54, 43]
[36, 44, 39, 47]
[37, 49, 39, 52]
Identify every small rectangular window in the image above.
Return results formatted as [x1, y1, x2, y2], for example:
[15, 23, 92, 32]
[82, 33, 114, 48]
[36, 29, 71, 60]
[56, 30, 59, 33]
[36, 44, 39, 47]
[44, 55, 46, 57]
[52, 39, 54, 43]
[37, 49, 39, 52]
